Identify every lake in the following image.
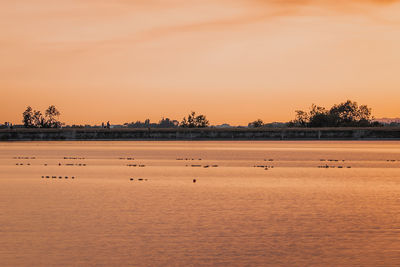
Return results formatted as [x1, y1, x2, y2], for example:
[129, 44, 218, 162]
[0, 141, 399, 266]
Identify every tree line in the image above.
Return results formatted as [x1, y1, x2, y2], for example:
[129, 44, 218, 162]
[124, 118, 179, 128]
[289, 100, 381, 127]
[19, 101, 385, 129]
[20, 107, 210, 128]
[248, 100, 381, 128]
[124, 112, 209, 128]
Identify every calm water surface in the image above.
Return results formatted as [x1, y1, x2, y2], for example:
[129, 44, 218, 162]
[0, 141, 399, 266]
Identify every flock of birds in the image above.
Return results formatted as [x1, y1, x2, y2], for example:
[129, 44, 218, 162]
[120, 158, 147, 168]
[12, 156, 82, 181]
[42, 175, 75, 179]
[317, 159, 351, 168]
[176, 158, 219, 168]
[11, 155, 400, 183]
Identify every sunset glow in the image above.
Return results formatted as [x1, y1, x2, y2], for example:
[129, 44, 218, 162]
[1, 0, 400, 125]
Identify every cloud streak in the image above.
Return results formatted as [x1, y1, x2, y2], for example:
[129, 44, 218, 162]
[104, 0, 400, 45]
[266, 0, 400, 5]
[255, 0, 400, 15]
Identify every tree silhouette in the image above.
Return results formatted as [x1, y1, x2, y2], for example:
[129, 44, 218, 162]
[33, 110, 45, 128]
[248, 119, 264, 128]
[290, 100, 378, 127]
[22, 105, 62, 128]
[22, 106, 34, 128]
[180, 111, 209, 128]
[45, 105, 61, 128]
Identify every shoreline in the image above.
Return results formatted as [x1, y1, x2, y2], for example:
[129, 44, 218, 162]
[1, 127, 400, 141]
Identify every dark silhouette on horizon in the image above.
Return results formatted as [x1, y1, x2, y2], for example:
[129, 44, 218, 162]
[22, 105, 63, 128]
[248, 119, 264, 128]
[287, 100, 382, 128]
[4, 100, 396, 129]
[180, 111, 209, 128]
[124, 117, 179, 129]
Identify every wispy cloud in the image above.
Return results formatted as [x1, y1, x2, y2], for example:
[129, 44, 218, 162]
[265, 0, 400, 6]
[106, 0, 400, 45]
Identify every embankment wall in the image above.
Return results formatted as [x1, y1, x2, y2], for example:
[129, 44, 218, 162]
[1, 128, 400, 141]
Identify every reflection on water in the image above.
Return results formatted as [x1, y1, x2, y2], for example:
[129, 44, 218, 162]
[0, 141, 399, 266]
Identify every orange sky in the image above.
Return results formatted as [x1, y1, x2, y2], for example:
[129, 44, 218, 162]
[1, 0, 400, 125]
